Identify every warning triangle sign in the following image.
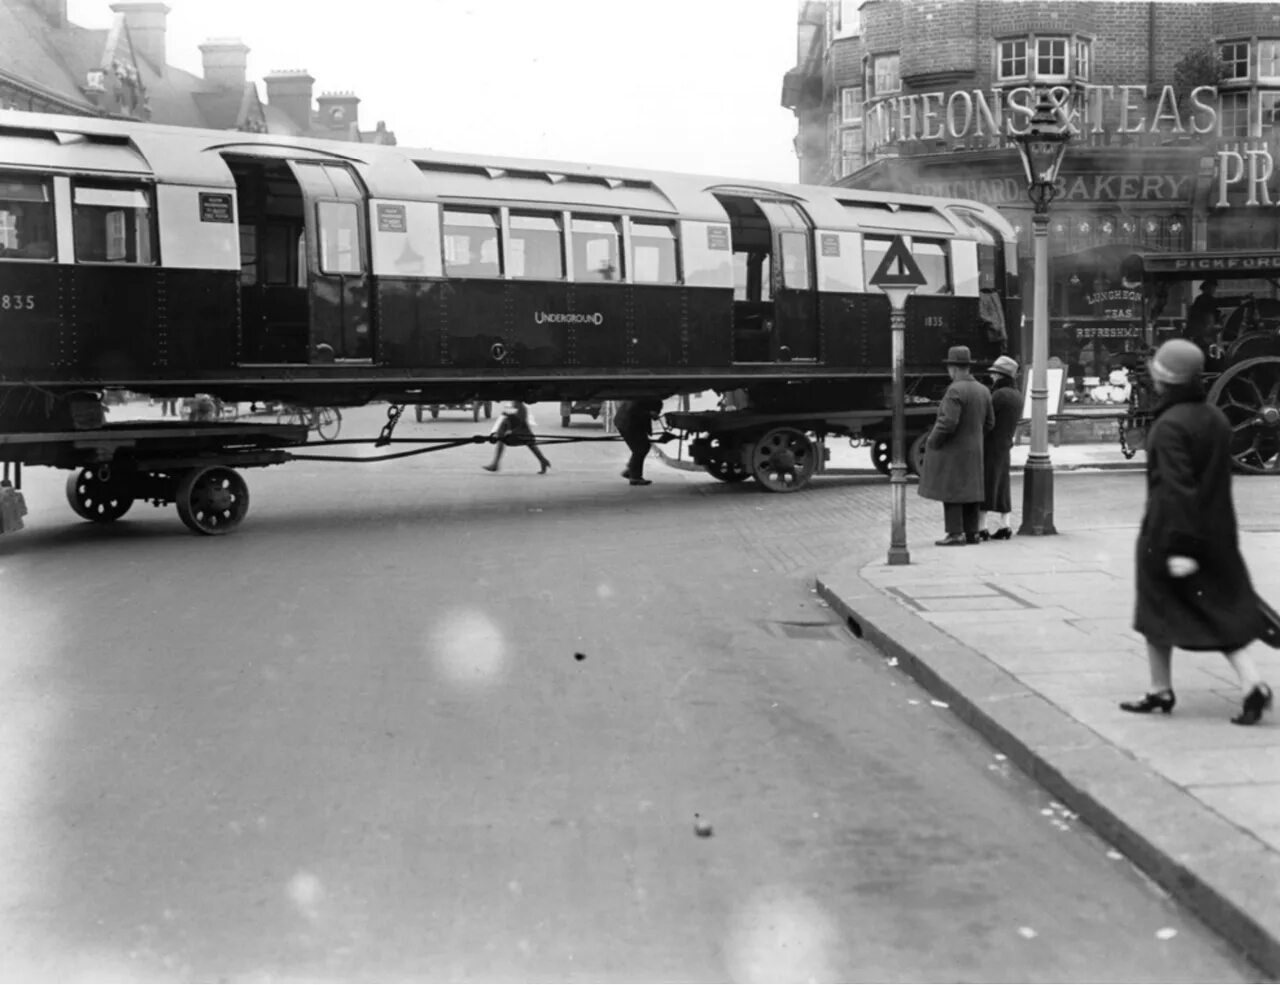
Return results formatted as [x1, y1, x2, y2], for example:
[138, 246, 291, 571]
[869, 236, 927, 288]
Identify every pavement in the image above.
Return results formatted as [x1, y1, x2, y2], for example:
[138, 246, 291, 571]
[817, 476, 1280, 978]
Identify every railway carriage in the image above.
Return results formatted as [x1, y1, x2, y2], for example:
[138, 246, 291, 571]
[0, 110, 1021, 532]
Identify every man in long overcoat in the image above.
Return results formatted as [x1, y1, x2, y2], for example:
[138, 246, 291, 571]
[615, 397, 664, 486]
[917, 345, 994, 545]
[1125, 338, 1272, 725]
[979, 355, 1024, 540]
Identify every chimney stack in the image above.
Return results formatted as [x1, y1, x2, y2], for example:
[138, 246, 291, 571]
[110, 2, 170, 74]
[200, 37, 250, 90]
[316, 91, 360, 133]
[263, 70, 316, 132]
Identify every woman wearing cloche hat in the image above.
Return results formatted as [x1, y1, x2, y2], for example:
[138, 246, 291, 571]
[978, 355, 1023, 541]
[1125, 338, 1272, 725]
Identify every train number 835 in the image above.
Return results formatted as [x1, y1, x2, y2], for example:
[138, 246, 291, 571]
[1, 294, 36, 310]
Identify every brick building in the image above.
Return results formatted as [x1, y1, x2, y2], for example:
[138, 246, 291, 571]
[0, 0, 395, 143]
[783, 0, 1280, 382]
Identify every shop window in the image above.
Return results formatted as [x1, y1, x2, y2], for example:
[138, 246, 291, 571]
[317, 201, 361, 274]
[631, 221, 677, 284]
[571, 216, 621, 282]
[443, 209, 500, 277]
[1221, 41, 1250, 81]
[73, 183, 154, 264]
[508, 212, 563, 280]
[0, 174, 54, 260]
[872, 54, 900, 96]
[1036, 37, 1068, 80]
[998, 39, 1027, 80]
[841, 87, 863, 125]
[912, 239, 952, 295]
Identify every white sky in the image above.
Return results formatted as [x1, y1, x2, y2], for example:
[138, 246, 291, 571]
[65, 0, 803, 182]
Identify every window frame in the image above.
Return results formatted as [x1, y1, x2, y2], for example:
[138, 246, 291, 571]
[1036, 36, 1069, 80]
[71, 179, 157, 266]
[871, 53, 900, 96]
[628, 219, 680, 285]
[997, 38, 1028, 81]
[1221, 40, 1251, 81]
[441, 207, 502, 278]
[840, 86, 863, 125]
[0, 172, 56, 262]
[570, 214, 624, 284]
[1259, 39, 1280, 82]
[1220, 89, 1251, 138]
[315, 199, 363, 276]
[507, 211, 565, 281]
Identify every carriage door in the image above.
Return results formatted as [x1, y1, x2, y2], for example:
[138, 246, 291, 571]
[757, 200, 819, 362]
[289, 161, 372, 362]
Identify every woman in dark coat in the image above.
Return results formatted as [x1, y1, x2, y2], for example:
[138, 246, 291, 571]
[483, 401, 550, 473]
[1125, 339, 1272, 725]
[979, 355, 1024, 541]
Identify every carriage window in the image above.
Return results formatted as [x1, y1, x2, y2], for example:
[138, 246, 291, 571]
[443, 210, 500, 277]
[508, 213, 563, 279]
[239, 226, 258, 285]
[571, 216, 622, 282]
[631, 221, 677, 284]
[862, 235, 892, 288]
[780, 231, 810, 289]
[913, 239, 952, 295]
[73, 184, 154, 264]
[317, 201, 361, 274]
[0, 175, 54, 260]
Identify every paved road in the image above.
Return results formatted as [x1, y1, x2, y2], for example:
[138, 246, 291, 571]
[0, 405, 1263, 981]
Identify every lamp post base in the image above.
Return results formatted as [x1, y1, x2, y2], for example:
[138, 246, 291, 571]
[1018, 454, 1057, 536]
[887, 465, 911, 565]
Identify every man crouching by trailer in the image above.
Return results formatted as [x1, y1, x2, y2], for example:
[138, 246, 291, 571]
[615, 398, 664, 486]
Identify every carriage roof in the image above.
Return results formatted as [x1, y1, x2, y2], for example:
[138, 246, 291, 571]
[0, 109, 1013, 241]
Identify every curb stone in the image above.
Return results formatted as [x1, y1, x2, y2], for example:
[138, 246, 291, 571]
[816, 564, 1280, 979]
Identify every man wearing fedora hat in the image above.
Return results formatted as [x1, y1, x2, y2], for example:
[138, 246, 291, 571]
[978, 355, 1023, 541]
[918, 345, 994, 546]
[1125, 338, 1272, 725]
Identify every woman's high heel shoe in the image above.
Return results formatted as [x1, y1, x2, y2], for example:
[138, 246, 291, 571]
[1119, 690, 1176, 714]
[991, 527, 1013, 540]
[1231, 683, 1273, 726]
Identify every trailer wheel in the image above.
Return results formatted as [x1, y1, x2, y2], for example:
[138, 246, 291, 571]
[175, 466, 250, 535]
[705, 455, 751, 482]
[65, 468, 134, 522]
[908, 433, 929, 476]
[870, 439, 891, 476]
[749, 428, 815, 492]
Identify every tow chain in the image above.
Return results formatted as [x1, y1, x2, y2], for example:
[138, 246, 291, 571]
[376, 403, 405, 447]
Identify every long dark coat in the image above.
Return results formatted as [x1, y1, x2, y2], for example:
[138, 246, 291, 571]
[983, 380, 1023, 513]
[1133, 385, 1263, 650]
[918, 377, 993, 503]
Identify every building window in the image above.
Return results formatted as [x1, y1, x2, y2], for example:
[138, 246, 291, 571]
[1221, 41, 1250, 80]
[1220, 90, 1251, 137]
[840, 128, 863, 178]
[840, 86, 863, 125]
[631, 221, 677, 284]
[1036, 37, 1068, 79]
[998, 39, 1027, 80]
[1260, 40, 1280, 82]
[508, 212, 563, 279]
[1260, 90, 1280, 132]
[0, 174, 55, 260]
[443, 209, 501, 277]
[1074, 38, 1091, 80]
[833, 0, 861, 39]
[72, 183, 154, 264]
[872, 54, 900, 96]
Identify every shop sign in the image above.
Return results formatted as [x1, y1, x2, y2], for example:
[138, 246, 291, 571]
[864, 83, 1277, 208]
[1085, 288, 1142, 321]
[911, 174, 1191, 206]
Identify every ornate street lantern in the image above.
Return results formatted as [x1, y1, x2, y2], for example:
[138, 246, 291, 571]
[1011, 97, 1073, 214]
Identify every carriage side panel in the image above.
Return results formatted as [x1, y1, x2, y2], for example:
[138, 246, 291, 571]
[0, 263, 63, 378]
[682, 287, 733, 367]
[164, 270, 239, 372]
[71, 266, 163, 381]
[629, 284, 683, 367]
[375, 278, 444, 368]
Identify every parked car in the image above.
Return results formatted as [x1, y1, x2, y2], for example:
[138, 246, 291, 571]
[415, 401, 493, 422]
[559, 400, 603, 427]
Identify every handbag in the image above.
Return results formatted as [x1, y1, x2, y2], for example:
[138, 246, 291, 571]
[1259, 597, 1280, 649]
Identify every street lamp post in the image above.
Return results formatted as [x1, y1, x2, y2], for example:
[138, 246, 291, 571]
[884, 284, 917, 565]
[1010, 96, 1073, 536]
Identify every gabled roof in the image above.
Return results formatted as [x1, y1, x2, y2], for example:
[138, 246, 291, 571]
[0, 1, 100, 112]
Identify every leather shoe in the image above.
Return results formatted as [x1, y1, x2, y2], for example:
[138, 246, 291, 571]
[992, 527, 1013, 540]
[1232, 683, 1273, 726]
[977, 530, 990, 542]
[629, 478, 653, 486]
[934, 534, 966, 546]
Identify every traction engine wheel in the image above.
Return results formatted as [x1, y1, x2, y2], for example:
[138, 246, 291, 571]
[175, 466, 250, 535]
[65, 468, 134, 522]
[749, 428, 816, 492]
[1207, 356, 1280, 475]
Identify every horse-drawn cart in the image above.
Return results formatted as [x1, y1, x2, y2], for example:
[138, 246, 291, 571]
[1120, 251, 1280, 475]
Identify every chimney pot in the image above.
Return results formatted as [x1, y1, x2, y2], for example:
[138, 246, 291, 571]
[109, 2, 170, 74]
[200, 37, 250, 90]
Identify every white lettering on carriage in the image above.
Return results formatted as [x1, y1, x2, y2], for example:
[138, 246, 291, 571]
[534, 311, 604, 326]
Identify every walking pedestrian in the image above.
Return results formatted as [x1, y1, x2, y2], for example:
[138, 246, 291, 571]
[978, 355, 1023, 541]
[917, 345, 994, 546]
[482, 401, 550, 474]
[615, 397, 664, 486]
[1123, 338, 1272, 725]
